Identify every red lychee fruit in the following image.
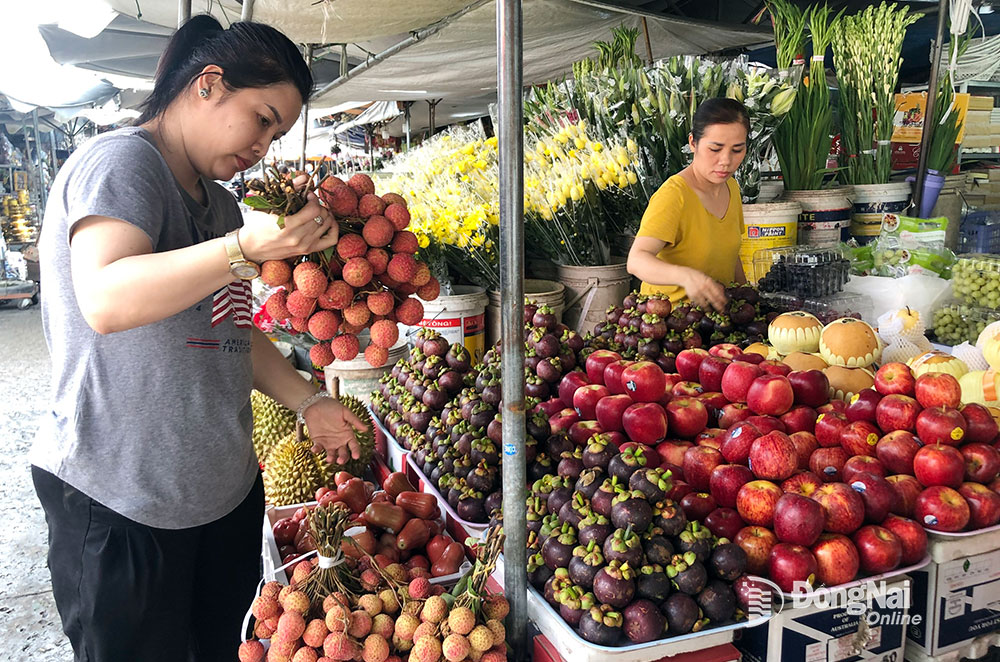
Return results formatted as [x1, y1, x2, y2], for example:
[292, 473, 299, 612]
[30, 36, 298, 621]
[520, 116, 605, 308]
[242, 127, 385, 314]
[286, 290, 318, 319]
[303, 619, 330, 648]
[365, 345, 389, 368]
[363, 216, 395, 248]
[265, 290, 291, 321]
[310, 342, 333, 368]
[308, 310, 341, 340]
[332, 334, 360, 361]
[407, 576, 431, 600]
[370, 319, 399, 349]
[390, 231, 419, 254]
[252, 595, 281, 620]
[363, 634, 390, 662]
[340, 321, 365, 335]
[343, 302, 371, 328]
[337, 234, 368, 260]
[343, 257, 374, 288]
[348, 611, 373, 639]
[411, 636, 442, 662]
[395, 297, 424, 325]
[367, 249, 389, 276]
[387, 253, 418, 282]
[384, 204, 411, 231]
[412, 262, 431, 287]
[348, 173, 376, 197]
[279, 610, 307, 639]
[367, 291, 395, 316]
[238, 640, 266, 662]
[289, 316, 309, 333]
[323, 632, 358, 661]
[417, 277, 440, 301]
[358, 194, 387, 219]
[294, 263, 328, 298]
[327, 185, 359, 218]
[319, 280, 355, 310]
[292, 647, 319, 662]
[261, 260, 292, 287]
[381, 192, 407, 208]
[320, 175, 347, 191]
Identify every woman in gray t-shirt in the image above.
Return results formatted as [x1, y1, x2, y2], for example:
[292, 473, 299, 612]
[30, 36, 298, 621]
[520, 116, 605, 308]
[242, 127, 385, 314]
[32, 16, 365, 662]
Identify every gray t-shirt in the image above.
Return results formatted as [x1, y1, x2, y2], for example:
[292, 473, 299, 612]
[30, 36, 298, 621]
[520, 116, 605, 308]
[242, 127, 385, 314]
[30, 126, 259, 529]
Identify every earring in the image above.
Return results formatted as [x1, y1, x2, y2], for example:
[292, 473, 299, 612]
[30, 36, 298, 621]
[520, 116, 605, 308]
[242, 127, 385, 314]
[198, 88, 209, 98]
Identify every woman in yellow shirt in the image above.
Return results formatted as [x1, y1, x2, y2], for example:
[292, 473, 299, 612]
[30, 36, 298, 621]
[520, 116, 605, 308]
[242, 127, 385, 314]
[627, 98, 749, 312]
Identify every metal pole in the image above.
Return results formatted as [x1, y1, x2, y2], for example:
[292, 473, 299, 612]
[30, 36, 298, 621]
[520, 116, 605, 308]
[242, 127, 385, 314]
[404, 102, 412, 151]
[240, 0, 255, 21]
[177, 0, 191, 27]
[641, 17, 654, 65]
[497, 0, 526, 657]
[913, 0, 948, 216]
[32, 109, 47, 211]
[300, 45, 314, 172]
[428, 99, 440, 135]
[49, 126, 59, 181]
[340, 44, 349, 77]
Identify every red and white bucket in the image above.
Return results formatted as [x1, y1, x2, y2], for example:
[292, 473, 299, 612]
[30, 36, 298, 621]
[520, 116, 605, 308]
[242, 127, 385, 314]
[407, 285, 488, 364]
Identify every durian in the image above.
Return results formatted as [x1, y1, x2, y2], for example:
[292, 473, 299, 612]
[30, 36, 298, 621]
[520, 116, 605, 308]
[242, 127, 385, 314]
[251, 390, 296, 465]
[262, 434, 329, 506]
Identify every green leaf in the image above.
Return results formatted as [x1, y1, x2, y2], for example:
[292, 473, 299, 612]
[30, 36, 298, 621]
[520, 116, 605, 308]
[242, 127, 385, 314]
[242, 195, 274, 210]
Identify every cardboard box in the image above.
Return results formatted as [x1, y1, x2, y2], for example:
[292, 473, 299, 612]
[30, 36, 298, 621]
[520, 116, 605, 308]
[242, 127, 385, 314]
[970, 95, 995, 111]
[532, 633, 741, 662]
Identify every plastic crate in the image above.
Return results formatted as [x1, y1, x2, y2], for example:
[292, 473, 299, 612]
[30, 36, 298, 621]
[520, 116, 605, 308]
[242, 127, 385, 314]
[753, 245, 851, 298]
[960, 211, 1000, 254]
[931, 303, 1000, 345]
[952, 253, 1000, 308]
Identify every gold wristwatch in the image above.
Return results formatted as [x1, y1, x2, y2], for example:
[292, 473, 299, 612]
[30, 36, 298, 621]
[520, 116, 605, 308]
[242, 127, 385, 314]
[224, 229, 260, 280]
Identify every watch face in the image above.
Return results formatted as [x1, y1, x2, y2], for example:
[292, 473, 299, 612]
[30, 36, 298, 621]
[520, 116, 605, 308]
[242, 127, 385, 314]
[232, 262, 260, 280]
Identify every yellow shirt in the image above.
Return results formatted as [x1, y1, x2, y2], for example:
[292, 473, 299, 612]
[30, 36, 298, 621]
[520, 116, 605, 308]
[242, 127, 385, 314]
[637, 175, 743, 304]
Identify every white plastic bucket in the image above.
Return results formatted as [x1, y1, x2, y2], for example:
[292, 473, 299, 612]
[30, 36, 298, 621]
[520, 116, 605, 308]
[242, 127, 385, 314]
[409, 285, 488, 364]
[849, 182, 911, 243]
[487, 279, 565, 346]
[740, 202, 801, 280]
[782, 187, 853, 247]
[557, 263, 631, 333]
[323, 339, 408, 403]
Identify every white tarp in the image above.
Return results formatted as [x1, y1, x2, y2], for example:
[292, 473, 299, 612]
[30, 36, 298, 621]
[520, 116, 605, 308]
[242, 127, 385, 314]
[332, 101, 401, 134]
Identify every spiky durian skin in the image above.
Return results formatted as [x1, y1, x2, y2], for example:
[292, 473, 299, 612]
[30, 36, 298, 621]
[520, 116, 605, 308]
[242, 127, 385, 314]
[263, 435, 326, 506]
[251, 390, 296, 465]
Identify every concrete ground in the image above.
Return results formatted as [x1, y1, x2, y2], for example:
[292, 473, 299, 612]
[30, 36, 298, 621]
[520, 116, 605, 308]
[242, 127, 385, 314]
[0, 305, 73, 660]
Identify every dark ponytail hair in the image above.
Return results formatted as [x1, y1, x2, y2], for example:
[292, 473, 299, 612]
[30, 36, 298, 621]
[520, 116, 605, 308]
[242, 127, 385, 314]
[136, 15, 313, 124]
[691, 98, 750, 142]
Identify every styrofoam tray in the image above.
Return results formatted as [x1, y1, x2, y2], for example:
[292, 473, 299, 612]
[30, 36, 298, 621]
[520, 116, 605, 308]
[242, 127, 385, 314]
[925, 523, 1000, 563]
[405, 453, 489, 537]
[367, 405, 412, 476]
[527, 583, 769, 662]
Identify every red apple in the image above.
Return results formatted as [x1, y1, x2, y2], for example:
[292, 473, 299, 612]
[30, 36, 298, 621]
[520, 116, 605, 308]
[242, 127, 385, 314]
[773, 492, 826, 546]
[810, 447, 849, 482]
[839, 420, 881, 458]
[680, 491, 717, 522]
[916, 407, 967, 447]
[595, 394, 633, 433]
[696, 428, 726, 449]
[272, 517, 298, 546]
[961, 443, 1000, 484]
[734, 575, 774, 611]
[549, 408, 581, 435]
[748, 431, 799, 481]
[666, 478, 693, 501]
[788, 370, 831, 408]
[847, 471, 895, 524]
[699, 356, 731, 393]
[913, 444, 965, 488]
[704, 507, 746, 540]
[876, 430, 921, 475]
[768, 543, 818, 593]
[622, 361, 668, 403]
[747, 374, 795, 417]
[719, 402, 752, 428]
[782, 471, 824, 498]
[622, 402, 668, 445]
[719, 421, 762, 465]
[742, 352, 765, 365]
[915, 485, 970, 532]
[852, 525, 902, 574]
[604, 430, 627, 448]
[781, 406, 818, 435]
[960, 403, 1000, 444]
[710, 464, 755, 508]
[603, 359, 635, 395]
[535, 397, 565, 417]
[667, 397, 709, 439]
[886, 475, 923, 517]
[619, 442, 660, 467]
[698, 391, 729, 411]
[959, 482, 1000, 529]
[573, 384, 611, 420]
[881, 514, 928, 565]
[722, 361, 764, 404]
[991, 476, 1000, 493]
[585, 350, 622, 385]
[736, 480, 783, 527]
[811, 533, 860, 586]
[569, 420, 605, 446]
[914, 372, 962, 409]
[558, 370, 592, 409]
[814, 482, 866, 534]
[818, 400, 848, 415]
[874, 362, 916, 397]
[760, 360, 793, 377]
[746, 415, 787, 435]
[815, 412, 849, 448]
[655, 440, 692, 468]
[874, 394, 922, 435]
[709, 343, 744, 360]
[734, 525, 778, 574]
[676, 348, 710, 383]
[789, 431, 819, 470]
[672, 381, 705, 398]
[682, 445, 725, 491]
[842, 456, 887, 482]
[846, 389, 882, 424]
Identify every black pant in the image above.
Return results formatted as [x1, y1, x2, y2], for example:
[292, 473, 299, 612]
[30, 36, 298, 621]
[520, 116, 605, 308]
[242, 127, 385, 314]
[32, 466, 264, 662]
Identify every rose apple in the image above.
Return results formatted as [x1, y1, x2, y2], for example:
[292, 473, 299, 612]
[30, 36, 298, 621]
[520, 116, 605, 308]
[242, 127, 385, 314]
[722, 361, 764, 404]
[875, 430, 921, 475]
[958, 482, 1000, 529]
[913, 443, 965, 488]
[760, 360, 793, 377]
[788, 370, 831, 408]
[915, 485, 970, 532]
[748, 431, 799, 481]
[809, 447, 849, 482]
[961, 443, 1000, 484]
[736, 480, 783, 527]
[818, 400, 848, 415]
[768, 543, 818, 593]
[852, 525, 902, 574]
[622, 402, 669, 446]
[719, 421, 762, 465]
[811, 533, 860, 586]
[847, 471, 895, 524]
[881, 514, 927, 566]
[815, 412, 850, 448]
[874, 362, 916, 397]
[667, 397, 710, 439]
[680, 491, 717, 522]
[773, 492, 826, 546]
[676, 348, 710, 383]
[747, 374, 795, 417]
[719, 402, 753, 428]
[549, 408, 581, 435]
[558, 371, 592, 409]
[916, 407, 967, 447]
[704, 507, 746, 540]
[622, 361, 668, 403]
[886, 475, 923, 517]
[734, 525, 778, 574]
[569, 420, 605, 446]
[960, 403, 1000, 444]
[655, 440, 692, 468]
[709, 343, 744, 360]
[839, 420, 881, 458]
[781, 406, 818, 435]
[573, 384, 611, 420]
[595, 394, 633, 433]
[699, 356, 731, 393]
[875, 394, 921, 433]
[914, 372, 962, 409]
[790, 432, 819, 470]
[709, 464, 755, 508]
[814, 482, 866, 534]
[846, 389, 882, 424]
[782, 471, 824, 497]
[682, 445, 725, 491]
[585, 350, 622, 385]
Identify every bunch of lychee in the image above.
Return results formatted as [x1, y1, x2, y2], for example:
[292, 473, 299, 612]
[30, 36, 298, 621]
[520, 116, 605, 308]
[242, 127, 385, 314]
[260, 173, 440, 369]
[240, 576, 511, 662]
